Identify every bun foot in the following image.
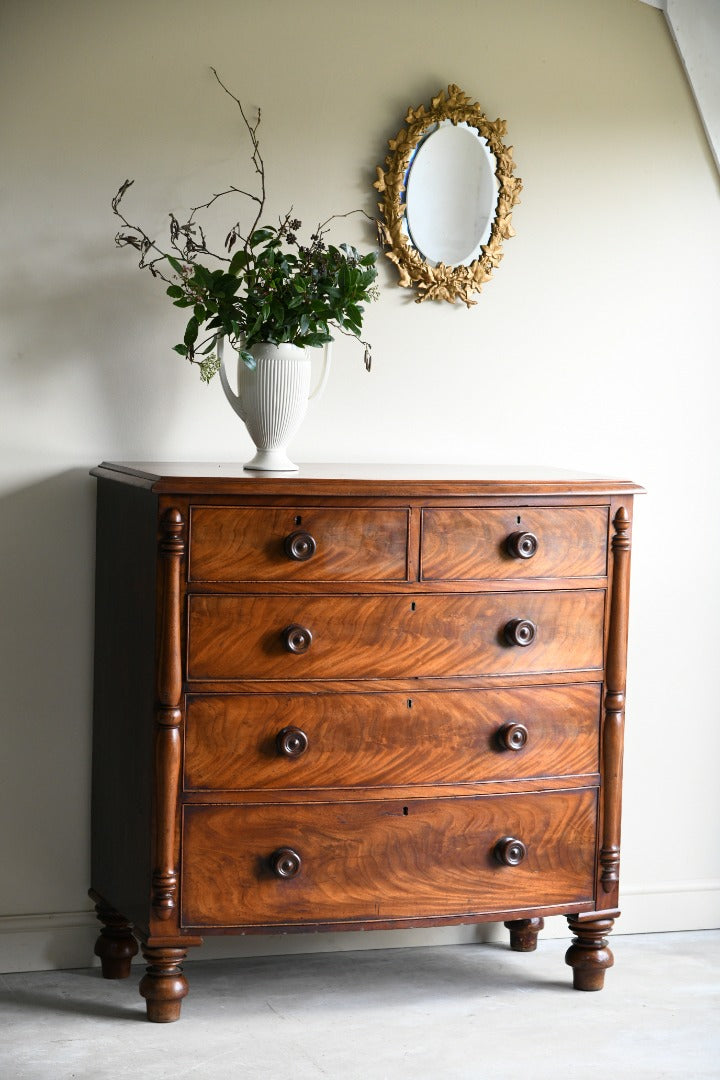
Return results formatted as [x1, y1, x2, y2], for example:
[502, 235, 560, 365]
[139, 947, 189, 1023]
[504, 917, 544, 952]
[565, 913, 617, 992]
[92, 898, 138, 979]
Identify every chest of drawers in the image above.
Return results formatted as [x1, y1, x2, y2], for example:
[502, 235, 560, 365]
[89, 463, 640, 1022]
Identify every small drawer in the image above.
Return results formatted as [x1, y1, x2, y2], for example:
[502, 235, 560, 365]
[181, 788, 597, 927]
[421, 507, 608, 580]
[184, 684, 601, 791]
[188, 506, 410, 582]
[187, 590, 605, 681]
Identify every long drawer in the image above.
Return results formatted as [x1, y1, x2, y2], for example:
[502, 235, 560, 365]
[186, 590, 605, 680]
[183, 684, 601, 791]
[180, 788, 597, 927]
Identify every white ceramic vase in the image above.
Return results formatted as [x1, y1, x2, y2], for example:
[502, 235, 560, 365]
[218, 339, 332, 471]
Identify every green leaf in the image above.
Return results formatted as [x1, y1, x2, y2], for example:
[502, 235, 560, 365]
[192, 264, 212, 288]
[166, 255, 184, 274]
[229, 250, 250, 274]
[248, 227, 275, 248]
[239, 350, 256, 370]
[172, 343, 188, 356]
[184, 316, 199, 347]
[166, 284, 184, 298]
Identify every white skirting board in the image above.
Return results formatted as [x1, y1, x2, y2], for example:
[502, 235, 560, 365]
[1, 882, 718, 974]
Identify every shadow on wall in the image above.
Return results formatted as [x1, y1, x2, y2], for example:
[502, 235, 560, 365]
[0, 470, 97, 915]
[0, 236, 188, 456]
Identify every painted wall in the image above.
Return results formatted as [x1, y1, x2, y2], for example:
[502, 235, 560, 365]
[1, 0, 718, 971]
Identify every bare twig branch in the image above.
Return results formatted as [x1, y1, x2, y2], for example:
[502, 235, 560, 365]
[210, 66, 266, 249]
[111, 180, 176, 284]
[316, 208, 376, 235]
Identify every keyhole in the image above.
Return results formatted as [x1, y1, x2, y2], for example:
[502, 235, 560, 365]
[517, 515, 522, 524]
[407, 699, 413, 709]
[295, 515, 302, 526]
[411, 601, 416, 611]
[402, 806, 409, 816]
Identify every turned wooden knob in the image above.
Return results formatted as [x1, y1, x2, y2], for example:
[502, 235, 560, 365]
[494, 837, 527, 866]
[276, 726, 309, 758]
[506, 531, 538, 559]
[284, 531, 317, 561]
[282, 624, 313, 654]
[497, 722, 529, 751]
[270, 848, 302, 879]
[504, 618, 537, 647]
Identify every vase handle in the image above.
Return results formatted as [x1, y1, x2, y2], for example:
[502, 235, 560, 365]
[309, 341, 332, 402]
[218, 337, 247, 422]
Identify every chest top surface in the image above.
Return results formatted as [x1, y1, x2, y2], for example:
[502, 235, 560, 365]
[92, 461, 643, 498]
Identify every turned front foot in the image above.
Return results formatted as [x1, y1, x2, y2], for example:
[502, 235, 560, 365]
[504, 917, 544, 952]
[139, 947, 189, 1022]
[92, 899, 138, 979]
[565, 913, 617, 991]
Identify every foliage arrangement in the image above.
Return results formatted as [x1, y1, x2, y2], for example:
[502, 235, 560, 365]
[112, 69, 378, 382]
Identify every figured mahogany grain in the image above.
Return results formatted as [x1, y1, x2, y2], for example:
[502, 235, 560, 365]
[421, 506, 608, 580]
[187, 590, 605, 681]
[189, 506, 410, 582]
[183, 683, 601, 791]
[181, 788, 597, 927]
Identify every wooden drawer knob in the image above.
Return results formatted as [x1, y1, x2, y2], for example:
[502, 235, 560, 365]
[496, 722, 529, 751]
[282, 624, 313, 654]
[270, 848, 302, 879]
[284, 530, 317, 561]
[504, 618, 537, 647]
[506, 531, 538, 559]
[276, 726, 309, 758]
[494, 837, 527, 866]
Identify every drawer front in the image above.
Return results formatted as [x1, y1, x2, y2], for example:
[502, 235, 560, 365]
[187, 590, 605, 680]
[181, 789, 597, 927]
[189, 506, 410, 582]
[184, 684, 601, 791]
[421, 507, 608, 580]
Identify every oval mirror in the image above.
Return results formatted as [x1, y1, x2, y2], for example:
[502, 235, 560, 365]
[405, 122, 498, 266]
[374, 85, 522, 306]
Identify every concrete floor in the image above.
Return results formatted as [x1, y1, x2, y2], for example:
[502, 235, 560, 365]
[0, 931, 718, 1080]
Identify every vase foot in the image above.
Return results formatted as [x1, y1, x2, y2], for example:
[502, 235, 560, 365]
[244, 449, 299, 472]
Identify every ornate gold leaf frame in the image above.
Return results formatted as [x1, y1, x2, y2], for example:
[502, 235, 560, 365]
[374, 84, 522, 306]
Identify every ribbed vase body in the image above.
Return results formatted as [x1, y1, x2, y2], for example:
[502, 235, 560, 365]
[236, 344, 311, 471]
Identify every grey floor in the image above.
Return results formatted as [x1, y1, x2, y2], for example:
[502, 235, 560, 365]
[1, 931, 718, 1080]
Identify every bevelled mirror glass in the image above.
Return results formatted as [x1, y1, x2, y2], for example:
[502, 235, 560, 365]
[374, 85, 521, 306]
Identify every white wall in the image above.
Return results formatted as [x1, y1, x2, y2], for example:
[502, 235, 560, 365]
[1, 0, 718, 972]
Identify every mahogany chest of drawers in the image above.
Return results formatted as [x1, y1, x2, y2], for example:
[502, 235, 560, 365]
[89, 463, 640, 1022]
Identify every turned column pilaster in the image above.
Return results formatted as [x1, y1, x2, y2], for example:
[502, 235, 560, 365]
[600, 506, 632, 898]
[151, 507, 185, 922]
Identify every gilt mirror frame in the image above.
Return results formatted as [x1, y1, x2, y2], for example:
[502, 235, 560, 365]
[374, 84, 522, 306]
